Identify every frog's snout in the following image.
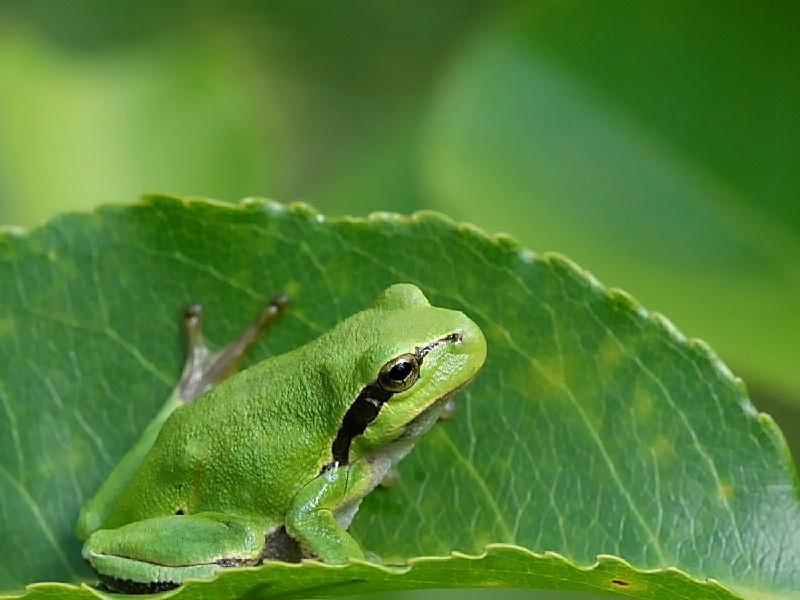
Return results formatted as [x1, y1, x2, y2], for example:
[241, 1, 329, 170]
[454, 317, 487, 370]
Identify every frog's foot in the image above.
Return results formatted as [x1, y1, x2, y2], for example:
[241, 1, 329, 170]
[178, 294, 289, 402]
[83, 512, 267, 594]
[379, 467, 399, 488]
[362, 550, 383, 564]
[438, 398, 456, 420]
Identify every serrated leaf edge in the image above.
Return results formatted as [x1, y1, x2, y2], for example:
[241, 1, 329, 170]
[4, 544, 763, 600]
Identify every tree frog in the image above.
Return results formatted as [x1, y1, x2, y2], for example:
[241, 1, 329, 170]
[76, 284, 487, 593]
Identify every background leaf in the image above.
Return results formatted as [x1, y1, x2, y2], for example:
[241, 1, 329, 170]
[0, 196, 797, 599]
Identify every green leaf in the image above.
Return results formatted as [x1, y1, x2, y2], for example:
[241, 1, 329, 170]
[8, 548, 754, 600]
[1, 196, 798, 599]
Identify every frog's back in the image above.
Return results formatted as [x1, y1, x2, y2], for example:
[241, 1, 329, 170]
[101, 347, 346, 530]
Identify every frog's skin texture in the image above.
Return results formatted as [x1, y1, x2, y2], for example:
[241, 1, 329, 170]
[76, 284, 487, 593]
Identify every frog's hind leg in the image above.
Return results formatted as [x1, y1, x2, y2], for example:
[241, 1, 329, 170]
[178, 294, 289, 402]
[83, 512, 267, 593]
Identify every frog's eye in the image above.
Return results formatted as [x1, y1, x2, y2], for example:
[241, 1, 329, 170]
[377, 353, 420, 392]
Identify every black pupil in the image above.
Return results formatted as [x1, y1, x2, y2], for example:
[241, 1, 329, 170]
[389, 361, 412, 381]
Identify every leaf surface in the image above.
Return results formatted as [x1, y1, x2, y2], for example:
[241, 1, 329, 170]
[0, 196, 797, 599]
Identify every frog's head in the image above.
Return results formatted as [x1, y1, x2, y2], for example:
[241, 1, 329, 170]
[339, 283, 487, 464]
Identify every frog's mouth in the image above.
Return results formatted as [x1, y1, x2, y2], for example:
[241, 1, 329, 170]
[395, 374, 475, 442]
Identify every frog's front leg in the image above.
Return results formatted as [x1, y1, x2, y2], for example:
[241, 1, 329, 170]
[82, 512, 267, 594]
[286, 462, 379, 563]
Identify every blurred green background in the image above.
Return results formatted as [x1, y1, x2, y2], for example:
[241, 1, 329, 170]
[1, 2, 798, 598]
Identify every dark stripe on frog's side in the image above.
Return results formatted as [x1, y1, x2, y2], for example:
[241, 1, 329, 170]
[326, 382, 394, 469]
[322, 332, 464, 472]
[416, 332, 461, 359]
